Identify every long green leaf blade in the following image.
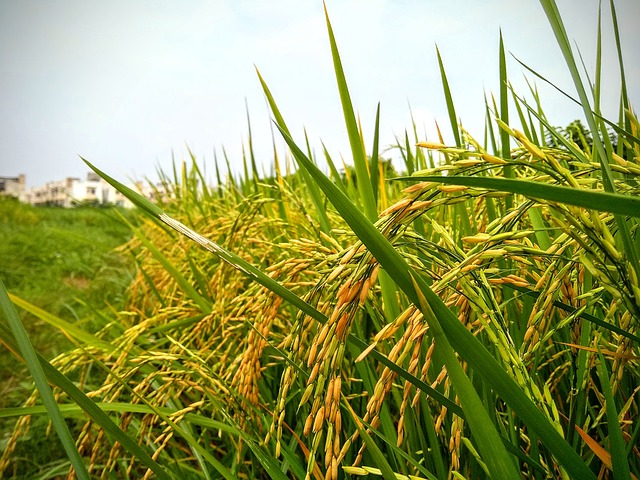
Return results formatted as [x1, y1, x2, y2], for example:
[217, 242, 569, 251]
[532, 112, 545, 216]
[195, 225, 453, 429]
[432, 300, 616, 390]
[324, 4, 377, 221]
[8, 293, 115, 352]
[436, 46, 461, 148]
[399, 175, 640, 218]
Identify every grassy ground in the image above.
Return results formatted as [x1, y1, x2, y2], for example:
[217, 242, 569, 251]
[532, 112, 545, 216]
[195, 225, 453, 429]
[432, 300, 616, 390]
[0, 197, 136, 464]
[0, 198, 135, 318]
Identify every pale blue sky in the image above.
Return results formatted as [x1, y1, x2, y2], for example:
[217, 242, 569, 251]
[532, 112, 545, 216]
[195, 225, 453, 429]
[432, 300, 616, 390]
[1, 1, 638, 188]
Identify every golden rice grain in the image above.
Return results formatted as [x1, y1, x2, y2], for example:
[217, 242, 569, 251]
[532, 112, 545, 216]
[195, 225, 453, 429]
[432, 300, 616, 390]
[481, 152, 509, 165]
[513, 129, 547, 160]
[304, 412, 314, 436]
[313, 406, 325, 433]
[437, 185, 469, 193]
[406, 200, 434, 211]
[416, 141, 447, 149]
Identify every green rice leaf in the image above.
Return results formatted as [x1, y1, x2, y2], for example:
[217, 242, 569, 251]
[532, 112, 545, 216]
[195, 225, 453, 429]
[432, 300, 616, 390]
[436, 46, 461, 148]
[0, 402, 231, 432]
[324, 4, 377, 222]
[399, 175, 640, 218]
[322, 141, 348, 195]
[82, 158, 163, 217]
[498, 29, 514, 216]
[8, 293, 115, 351]
[370, 103, 381, 206]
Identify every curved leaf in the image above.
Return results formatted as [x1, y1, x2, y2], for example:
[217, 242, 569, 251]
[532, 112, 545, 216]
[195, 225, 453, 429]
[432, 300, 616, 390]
[400, 175, 640, 218]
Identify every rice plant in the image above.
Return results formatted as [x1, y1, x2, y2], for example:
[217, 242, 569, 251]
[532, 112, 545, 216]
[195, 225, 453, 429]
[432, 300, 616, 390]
[1, 1, 638, 479]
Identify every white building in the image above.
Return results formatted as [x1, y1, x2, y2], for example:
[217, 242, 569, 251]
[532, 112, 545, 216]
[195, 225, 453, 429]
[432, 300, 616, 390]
[20, 172, 165, 208]
[0, 174, 26, 197]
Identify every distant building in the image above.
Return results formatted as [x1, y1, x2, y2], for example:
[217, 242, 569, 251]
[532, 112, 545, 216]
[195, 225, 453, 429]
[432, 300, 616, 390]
[19, 172, 164, 208]
[0, 174, 26, 197]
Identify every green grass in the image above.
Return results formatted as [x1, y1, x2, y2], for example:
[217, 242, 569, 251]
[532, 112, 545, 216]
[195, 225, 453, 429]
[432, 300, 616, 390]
[0, 198, 135, 321]
[1, 1, 638, 479]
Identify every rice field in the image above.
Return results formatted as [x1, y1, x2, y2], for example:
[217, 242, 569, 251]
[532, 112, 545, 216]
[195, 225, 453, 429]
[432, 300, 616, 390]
[1, 1, 638, 479]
